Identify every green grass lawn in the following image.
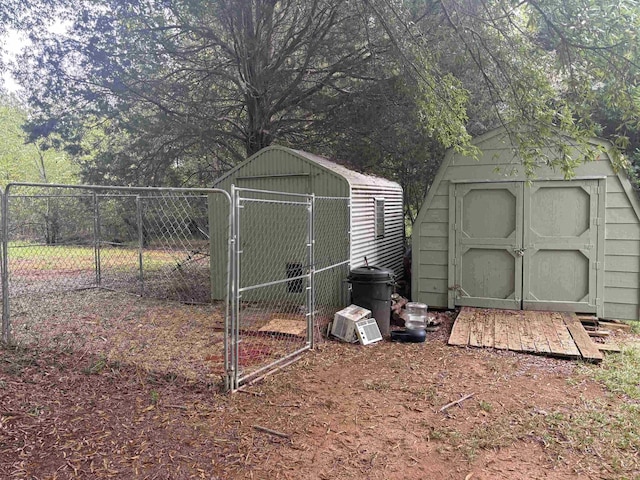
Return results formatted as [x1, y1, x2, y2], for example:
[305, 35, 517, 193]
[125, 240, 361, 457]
[7, 243, 202, 273]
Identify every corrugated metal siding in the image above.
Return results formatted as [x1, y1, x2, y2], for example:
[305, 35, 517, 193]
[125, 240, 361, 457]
[603, 175, 640, 320]
[350, 185, 404, 279]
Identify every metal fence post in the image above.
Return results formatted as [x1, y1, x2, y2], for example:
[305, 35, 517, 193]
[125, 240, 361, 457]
[232, 185, 241, 391]
[224, 185, 237, 392]
[1, 188, 8, 344]
[307, 194, 315, 349]
[136, 195, 144, 295]
[93, 192, 101, 286]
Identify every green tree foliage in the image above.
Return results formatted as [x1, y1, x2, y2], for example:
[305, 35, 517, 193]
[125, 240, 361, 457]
[15, 0, 473, 186]
[11, 0, 640, 205]
[0, 95, 78, 186]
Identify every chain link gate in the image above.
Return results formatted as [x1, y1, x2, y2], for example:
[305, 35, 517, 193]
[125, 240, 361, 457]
[226, 187, 350, 391]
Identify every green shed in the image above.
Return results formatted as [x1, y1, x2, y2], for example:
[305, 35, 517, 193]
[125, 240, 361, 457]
[412, 127, 640, 321]
[210, 146, 404, 301]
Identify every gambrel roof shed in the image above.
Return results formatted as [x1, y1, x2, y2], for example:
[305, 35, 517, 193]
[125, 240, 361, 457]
[412, 126, 640, 321]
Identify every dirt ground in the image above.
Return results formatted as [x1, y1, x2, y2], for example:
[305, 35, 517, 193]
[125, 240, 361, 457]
[1, 308, 638, 479]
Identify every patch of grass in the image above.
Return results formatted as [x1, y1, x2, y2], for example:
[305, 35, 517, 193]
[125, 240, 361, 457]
[8, 243, 179, 272]
[537, 399, 640, 474]
[628, 321, 640, 335]
[478, 400, 493, 412]
[83, 355, 108, 375]
[150, 390, 160, 405]
[527, 346, 640, 475]
[399, 384, 438, 404]
[594, 344, 640, 399]
[1, 344, 37, 375]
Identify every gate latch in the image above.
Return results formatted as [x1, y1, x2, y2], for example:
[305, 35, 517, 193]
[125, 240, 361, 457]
[514, 248, 526, 257]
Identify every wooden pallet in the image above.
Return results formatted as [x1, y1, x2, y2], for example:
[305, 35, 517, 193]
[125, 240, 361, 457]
[449, 307, 603, 362]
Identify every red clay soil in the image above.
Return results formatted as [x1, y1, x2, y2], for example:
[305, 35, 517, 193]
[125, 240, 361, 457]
[0, 312, 635, 480]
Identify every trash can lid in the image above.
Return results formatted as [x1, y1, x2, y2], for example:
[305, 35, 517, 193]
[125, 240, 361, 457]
[348, 265, 395, 282]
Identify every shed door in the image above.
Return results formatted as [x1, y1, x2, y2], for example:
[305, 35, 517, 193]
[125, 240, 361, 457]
[522, 181, 599, 313]
[453, 180, 601, 312]
[454, 182, 523, 309]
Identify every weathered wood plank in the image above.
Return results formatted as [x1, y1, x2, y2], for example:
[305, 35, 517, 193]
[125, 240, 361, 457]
[598, 320, 632, 332]
[506, 313, 522, 351]
[482, 311, 495, 348]
[538, 312, 569, 356]
[551, 313, 581, 357]
[469, 309, 484, 347]
[448, 308, 472, 346]
[597, 343, 622, 353]
[562, 313, 604, 363]
[493, 312, 510, 350]
[517, 312, 536, 353]
[528, 311, 551, 354]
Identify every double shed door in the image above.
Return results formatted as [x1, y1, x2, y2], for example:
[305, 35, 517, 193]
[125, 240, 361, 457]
[452, 180, 603, 314]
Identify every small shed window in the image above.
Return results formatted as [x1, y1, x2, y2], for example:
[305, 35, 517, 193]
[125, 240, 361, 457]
[375, 198, 385, 238]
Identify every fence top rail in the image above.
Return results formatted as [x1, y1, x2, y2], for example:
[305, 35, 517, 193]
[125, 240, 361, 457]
[4, 182, 231, 202]
[233, 185, 312, 199]
[315, 195, 350, 200]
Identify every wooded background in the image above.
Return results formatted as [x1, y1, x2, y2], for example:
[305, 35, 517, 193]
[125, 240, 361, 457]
[1, 0, 639, 224]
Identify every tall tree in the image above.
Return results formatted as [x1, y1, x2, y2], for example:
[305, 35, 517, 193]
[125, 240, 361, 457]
[13, 0, 640, 196]
[16, 0, 470, 185]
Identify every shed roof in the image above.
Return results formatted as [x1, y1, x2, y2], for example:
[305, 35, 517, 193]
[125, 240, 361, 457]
[213, 145, 400, 190]
[291, 149, 400, 189]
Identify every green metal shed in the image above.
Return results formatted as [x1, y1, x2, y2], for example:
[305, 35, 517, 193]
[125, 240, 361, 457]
[412, 126, 640, 321]
[210, 145, 404, 300]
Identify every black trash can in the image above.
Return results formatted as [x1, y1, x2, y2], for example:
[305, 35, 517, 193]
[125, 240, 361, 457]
[347, 266, 395, 336]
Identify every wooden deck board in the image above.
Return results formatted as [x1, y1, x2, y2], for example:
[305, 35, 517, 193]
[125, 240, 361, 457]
[448, 309, 472, 346]
[482, 312, 495, 348]
[562, 313, 604, 363]
[449, 307, 600, 361]
[537, 313, 570, 356]
[517, 312, 536, 353]
[529, 312, 551, 354]
[469, 309, 484, 347]
[493, 311, 510, 350]
[506, 313, 522, 351]
[552, 313, 581, 357]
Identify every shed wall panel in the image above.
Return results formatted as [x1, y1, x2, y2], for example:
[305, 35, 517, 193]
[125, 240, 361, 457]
[603, 175, 640, 320]
[414, 177, 450, 308]
[420, 292, 448, 307]
[604, 287, 639, 305]
[605, 255, 640, 273]
[604, 271, 638, 288]
[604, 303, 638, 321]
[419, 278, 449, 294]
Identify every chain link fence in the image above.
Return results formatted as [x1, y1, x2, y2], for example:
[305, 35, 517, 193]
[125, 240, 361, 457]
[1, 183, 231, 346]
[0, 183, 352, 392]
